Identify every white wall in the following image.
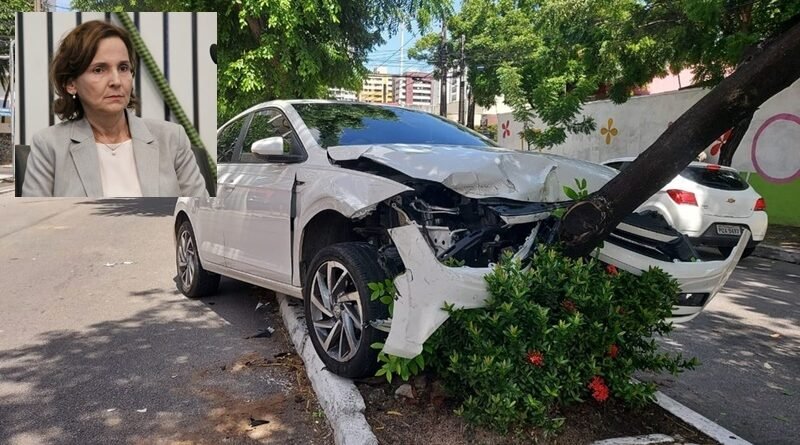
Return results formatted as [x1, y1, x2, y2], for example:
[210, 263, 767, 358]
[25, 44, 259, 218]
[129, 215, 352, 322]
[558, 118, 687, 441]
[495, 78, 800, 179]
[13, 12, 217, 159]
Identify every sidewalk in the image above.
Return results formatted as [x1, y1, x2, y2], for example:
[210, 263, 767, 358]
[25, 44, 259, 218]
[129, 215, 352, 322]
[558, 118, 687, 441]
[754, 223, 800, 264]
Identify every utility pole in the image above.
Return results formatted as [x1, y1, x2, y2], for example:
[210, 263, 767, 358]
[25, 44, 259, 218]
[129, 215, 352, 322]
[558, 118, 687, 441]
[458, 34, 465, 125]
[438, 21, 447, 117]
[34, 0, 44, 12]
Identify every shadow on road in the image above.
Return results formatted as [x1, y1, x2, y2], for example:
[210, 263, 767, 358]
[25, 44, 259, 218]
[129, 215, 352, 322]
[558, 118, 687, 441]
[646, 256, 800, 445]
[76, 198, 178, 218]
[0, 287, 327, 444]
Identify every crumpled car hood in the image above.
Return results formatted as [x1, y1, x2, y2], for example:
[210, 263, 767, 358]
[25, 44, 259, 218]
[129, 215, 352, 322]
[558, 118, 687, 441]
[328, 144, 616, 202]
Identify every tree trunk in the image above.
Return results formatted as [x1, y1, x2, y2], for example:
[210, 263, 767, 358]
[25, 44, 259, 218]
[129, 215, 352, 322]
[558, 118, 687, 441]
[467, 89, 475, 129]
[717, 112, 754, 166]
[560, 19, 800, 258]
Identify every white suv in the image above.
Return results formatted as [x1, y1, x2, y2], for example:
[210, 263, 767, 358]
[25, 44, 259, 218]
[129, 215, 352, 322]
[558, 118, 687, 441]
[174, 101, 748, 378]
[603, 157, 767, 258]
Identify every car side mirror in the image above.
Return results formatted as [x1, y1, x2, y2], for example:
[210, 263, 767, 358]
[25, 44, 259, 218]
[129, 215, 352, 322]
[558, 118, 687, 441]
[251, 137, 284, 156]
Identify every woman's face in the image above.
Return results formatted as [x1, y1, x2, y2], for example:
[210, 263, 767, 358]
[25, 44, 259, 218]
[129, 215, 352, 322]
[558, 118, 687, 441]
[66, 37, 133, 118]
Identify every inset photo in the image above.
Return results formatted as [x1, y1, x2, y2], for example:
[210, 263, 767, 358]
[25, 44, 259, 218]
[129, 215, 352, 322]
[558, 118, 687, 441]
[12, 12, 216, 197]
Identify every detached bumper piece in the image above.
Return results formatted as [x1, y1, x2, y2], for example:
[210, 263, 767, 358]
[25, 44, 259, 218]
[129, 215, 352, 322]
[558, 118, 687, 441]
[382, 221, 750, 359]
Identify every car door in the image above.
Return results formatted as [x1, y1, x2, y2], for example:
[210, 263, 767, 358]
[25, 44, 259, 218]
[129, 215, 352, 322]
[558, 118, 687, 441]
[196, 113, 250, 267]
[219, 107, 305, 285]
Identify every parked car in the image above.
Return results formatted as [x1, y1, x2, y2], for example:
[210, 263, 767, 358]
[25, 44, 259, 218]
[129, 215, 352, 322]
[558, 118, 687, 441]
[602, 157, 767, 258]
[174, 100, 748, 378]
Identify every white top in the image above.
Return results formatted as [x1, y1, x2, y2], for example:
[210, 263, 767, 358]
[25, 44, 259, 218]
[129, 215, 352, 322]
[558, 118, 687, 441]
[95, 139, 143, 197]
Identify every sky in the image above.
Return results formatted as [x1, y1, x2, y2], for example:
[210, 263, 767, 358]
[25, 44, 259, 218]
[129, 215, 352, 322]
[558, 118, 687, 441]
[366, 0, 462, 75]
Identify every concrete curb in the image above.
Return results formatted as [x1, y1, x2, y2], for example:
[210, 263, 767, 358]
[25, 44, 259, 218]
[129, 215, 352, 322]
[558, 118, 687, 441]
[277, 294, 378, 445]
[753, 244, 800, 264]
[653, 390, 752, 445]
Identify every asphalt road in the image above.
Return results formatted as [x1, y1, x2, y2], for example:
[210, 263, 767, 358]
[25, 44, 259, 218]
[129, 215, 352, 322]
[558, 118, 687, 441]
[0, 198, 331, 445]
[651, 252, 800, 445]
[1, 197, 797, 444]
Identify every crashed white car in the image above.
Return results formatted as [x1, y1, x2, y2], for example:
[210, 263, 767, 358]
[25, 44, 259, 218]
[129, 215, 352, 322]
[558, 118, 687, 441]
[173, 100, 748, 378]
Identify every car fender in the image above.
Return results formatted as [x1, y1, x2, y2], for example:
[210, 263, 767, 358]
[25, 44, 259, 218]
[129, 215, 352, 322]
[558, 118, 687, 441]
[293, 167, 413, 286]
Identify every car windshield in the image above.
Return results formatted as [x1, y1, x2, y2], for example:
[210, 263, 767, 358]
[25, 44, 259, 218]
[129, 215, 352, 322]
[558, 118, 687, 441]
[292, 103, 498, 148]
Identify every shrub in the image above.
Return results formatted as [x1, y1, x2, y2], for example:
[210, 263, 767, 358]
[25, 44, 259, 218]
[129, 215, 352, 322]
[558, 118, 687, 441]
[420, 247, 698, 433]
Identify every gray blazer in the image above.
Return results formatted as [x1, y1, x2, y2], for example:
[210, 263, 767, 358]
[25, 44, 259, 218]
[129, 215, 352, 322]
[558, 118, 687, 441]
[22, 110, 209, 197]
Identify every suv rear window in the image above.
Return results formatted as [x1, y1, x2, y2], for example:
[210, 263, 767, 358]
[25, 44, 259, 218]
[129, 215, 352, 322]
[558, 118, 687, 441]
[680, 166, 749, 191]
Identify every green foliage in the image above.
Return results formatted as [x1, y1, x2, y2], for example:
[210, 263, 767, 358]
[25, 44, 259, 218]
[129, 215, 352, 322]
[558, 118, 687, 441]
[69, 0, 453, 124]
[442, 256, 466, 267]
[562, 177, 588, 201]
[423, 247, 697, 434]
[369, 278, 397, 316]
[440, 0, 799, 150]
[371, 341, 428, 383]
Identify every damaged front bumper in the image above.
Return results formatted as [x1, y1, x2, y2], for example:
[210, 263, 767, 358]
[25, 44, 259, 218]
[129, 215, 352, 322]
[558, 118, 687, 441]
[381, 224, 750, 359]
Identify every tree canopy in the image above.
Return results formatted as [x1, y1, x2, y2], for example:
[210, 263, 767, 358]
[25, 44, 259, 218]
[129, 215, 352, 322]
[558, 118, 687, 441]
[410, 0, 800, 150]
[70, 0, 452, 124]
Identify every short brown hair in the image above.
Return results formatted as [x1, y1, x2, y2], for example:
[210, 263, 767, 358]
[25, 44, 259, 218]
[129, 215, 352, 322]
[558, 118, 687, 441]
[51, 20, 138, 121]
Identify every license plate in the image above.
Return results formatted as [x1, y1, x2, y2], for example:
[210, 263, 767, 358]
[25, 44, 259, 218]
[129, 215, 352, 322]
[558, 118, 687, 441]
[716, 225, 741, 236]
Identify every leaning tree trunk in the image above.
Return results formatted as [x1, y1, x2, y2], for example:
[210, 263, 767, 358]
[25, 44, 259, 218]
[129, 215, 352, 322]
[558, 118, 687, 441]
[560, 18, 800, 258]
[717, 112, 754, 166]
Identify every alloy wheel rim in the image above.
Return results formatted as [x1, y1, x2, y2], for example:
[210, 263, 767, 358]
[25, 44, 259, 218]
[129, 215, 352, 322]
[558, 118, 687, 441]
[309, 260, 364, 362]
[177, 230, 197, 289]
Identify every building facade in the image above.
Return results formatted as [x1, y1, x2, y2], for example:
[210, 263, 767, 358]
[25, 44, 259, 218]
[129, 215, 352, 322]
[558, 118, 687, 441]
[359, 67, 394, 104]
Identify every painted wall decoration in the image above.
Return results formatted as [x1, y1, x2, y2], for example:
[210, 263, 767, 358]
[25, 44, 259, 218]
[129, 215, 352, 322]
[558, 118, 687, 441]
[495, 78, 800, 226]
[750, 113, 800, 184]
[600, 118, 618, 144]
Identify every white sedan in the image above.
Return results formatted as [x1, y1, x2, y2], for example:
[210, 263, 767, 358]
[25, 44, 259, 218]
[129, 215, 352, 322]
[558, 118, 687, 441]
[173, 100, 748, 378]
[602, 157, 767, 258]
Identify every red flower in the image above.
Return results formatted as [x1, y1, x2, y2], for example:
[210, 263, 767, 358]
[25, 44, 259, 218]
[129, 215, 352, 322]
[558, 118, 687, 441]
[605, 264, 619, 275]
[588, 376, 610, 402]
[608, 344, 619, 359]
[561, 300, 577, 313]
[526, 350, 545, 367]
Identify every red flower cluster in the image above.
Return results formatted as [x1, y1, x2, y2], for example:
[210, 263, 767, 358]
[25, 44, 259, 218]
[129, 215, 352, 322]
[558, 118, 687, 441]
[561, 299, 577, 313]
[527, 350, 545, 367]
[605, 264, 619, 275]
[588, 376, 610, 402]
[608, 344, 619, 359]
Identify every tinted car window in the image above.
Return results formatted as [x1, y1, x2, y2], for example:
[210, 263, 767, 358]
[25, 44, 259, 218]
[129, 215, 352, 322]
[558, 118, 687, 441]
[239, 109, 304, 163]
[217, 116, 246, 163]
[292, 103, 497, 148]
[680, 166, 749, 191]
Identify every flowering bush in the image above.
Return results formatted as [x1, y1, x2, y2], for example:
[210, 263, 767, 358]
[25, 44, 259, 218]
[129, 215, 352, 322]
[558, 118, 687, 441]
[422, 246, 698, 433]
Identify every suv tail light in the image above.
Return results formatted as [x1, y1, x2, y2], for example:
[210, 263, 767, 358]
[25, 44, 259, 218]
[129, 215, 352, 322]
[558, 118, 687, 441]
[706, 164, 721, 171]
[667, 189, 698, 206]
[754, 197, 766, 211]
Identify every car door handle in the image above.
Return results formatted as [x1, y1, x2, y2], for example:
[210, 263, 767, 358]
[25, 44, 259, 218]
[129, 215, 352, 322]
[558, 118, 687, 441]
[221, 184, 235, 191]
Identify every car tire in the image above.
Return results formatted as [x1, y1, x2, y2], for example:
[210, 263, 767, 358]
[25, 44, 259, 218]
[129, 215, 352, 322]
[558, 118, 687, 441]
[718, 246, 756, 259]
[176, 220, 220, 297]
[304, 242, 389, 378]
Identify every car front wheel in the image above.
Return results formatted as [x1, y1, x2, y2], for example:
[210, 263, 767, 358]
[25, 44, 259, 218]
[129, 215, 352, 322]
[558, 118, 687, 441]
[304, 242, 389, 378]
[176, 220, 220, 297]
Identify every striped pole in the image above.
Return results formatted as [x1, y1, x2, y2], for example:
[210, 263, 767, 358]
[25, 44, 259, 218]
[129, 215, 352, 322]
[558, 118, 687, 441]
[114, 12, 216, 185]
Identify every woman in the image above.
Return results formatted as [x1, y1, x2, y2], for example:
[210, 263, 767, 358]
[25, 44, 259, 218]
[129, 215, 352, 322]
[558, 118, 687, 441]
[23, 20, 208, 197]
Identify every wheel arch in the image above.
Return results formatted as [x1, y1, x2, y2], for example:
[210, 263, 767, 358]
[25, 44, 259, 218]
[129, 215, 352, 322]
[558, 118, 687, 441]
[298, 210, 360, 286]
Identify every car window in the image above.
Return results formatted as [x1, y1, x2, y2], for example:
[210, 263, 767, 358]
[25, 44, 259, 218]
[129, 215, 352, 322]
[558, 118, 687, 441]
[292, 103, 497, 148]
[238, 109, 305, 163]
[680, 166, 749, 191]
[217, 116, 247, 163]
[605, 162, 627, 171]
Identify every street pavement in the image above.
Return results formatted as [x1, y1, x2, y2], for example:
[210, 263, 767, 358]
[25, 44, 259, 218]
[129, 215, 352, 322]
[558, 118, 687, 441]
[650, 253, 800, 445]
[0, 198, 331, 445]
[0, 197, 797, 444]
